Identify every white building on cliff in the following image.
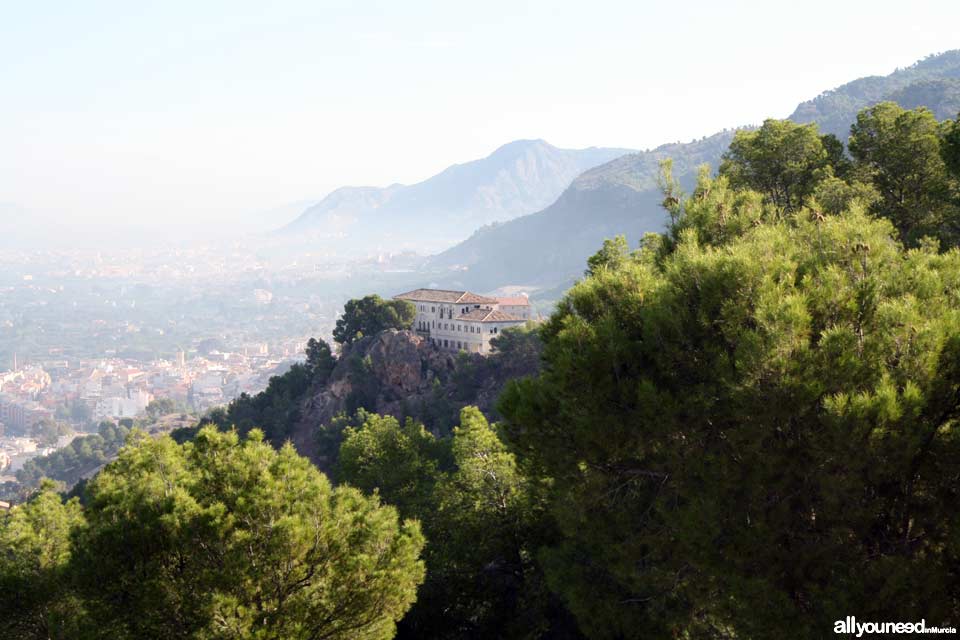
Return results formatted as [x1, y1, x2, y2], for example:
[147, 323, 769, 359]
[393, 289, 530, 354]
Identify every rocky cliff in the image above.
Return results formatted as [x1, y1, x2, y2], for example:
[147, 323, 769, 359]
[291, 328, 541, 467]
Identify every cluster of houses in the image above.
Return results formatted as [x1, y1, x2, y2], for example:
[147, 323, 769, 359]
[394, 289, 532, 354]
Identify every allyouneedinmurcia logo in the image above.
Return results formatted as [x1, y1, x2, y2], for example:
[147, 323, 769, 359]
[834, 617, 956, 636]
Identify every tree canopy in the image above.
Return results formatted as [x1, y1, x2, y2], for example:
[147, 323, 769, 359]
[16, 422, 129, 490]
[849, 102, 957, 243]
[0, 480, 87, 640]
[305, 337, 337, 384]
[337, 408, 566, 639]
[499, 165, 960, 638]
[719, 118, 834, 212]
[2, 428, 425, 640]
[333, 296, 416, 345]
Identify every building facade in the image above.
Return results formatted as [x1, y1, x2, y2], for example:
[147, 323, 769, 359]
[394, 289, 530, 354]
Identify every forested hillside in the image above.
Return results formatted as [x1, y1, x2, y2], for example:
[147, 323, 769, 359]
[789, 50, 960, 136]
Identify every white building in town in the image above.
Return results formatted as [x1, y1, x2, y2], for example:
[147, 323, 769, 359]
[93, 389, 153, 421]
[394, 289, 530, 354]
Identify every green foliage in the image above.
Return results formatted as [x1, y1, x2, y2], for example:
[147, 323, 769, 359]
[16, 423, 130, 490]
[55, 399, 93, 426]
[333, 295, 416, 345]
[487, 323, 544, 379]
[585, 235, 632, 276]
[338, 408, 566, 639]
[200, 337, 334, 449]
[216, 362, 313, 444]
[884, 78, 960, 122]
[812, 174, 880, 216]
[451, 325, 544, 407]
[719, 119, 834, 212]
[499, 171, 960, 637]
[344, 353, 381, 417]
[304, 337, 336, 384]
[820, 132, 853, 179]
[338, 414, 449, 515]
[426, 407, 557, 638]
[944, 111, 960, 181]
[0, 481, 87, 639]
[68, 427, 425, 639]
[849, 101, 958, 243]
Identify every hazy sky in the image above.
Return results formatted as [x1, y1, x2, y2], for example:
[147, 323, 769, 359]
[2, 0, 959, 240]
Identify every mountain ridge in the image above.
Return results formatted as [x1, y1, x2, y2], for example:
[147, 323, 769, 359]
[280, 139, 635, 253]
[420, 50, 960, 295]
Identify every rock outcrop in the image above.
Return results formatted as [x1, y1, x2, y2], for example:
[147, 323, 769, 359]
[291, 328, 540, 467]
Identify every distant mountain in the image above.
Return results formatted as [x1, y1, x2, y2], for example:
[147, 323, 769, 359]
[280, 140, 635, 253]
[423, 50, 960, 295]
[425, 132, 735, 291]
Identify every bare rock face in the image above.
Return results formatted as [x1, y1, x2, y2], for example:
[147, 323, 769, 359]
[365, 330, 429, 393]
[293, 330, 462, 463]
[290, 327, 541, 469]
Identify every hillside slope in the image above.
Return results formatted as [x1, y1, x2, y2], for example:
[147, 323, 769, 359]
[789, 51, 960, 136]
[281, 139, 634, 254]
[426, 131, 735, 291]
[422, 50, 960, 294]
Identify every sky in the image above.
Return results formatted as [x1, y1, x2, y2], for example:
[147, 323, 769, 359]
[1, 0, 959, 243]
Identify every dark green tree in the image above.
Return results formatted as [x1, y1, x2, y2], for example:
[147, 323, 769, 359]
[304, 337, 336, 383]
[338, 408, 567, 639]
[333, 295, 416, 345]
[73, 427, 425, 639]
[337, 413, 448, 516]
[849, 101, 956, 243]
[820, 132, 853, 179]
[221, 362, 312, 444]
[585, 235, 632, 276]
[719, 119, 832, 212]
[500, 171, 960, 638]
[943, 111, 960, 181]
[16, 425, 129, 490]
[0, 481, 88, 639]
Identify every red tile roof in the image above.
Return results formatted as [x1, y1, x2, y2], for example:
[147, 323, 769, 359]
[496, 296, 530, 306]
